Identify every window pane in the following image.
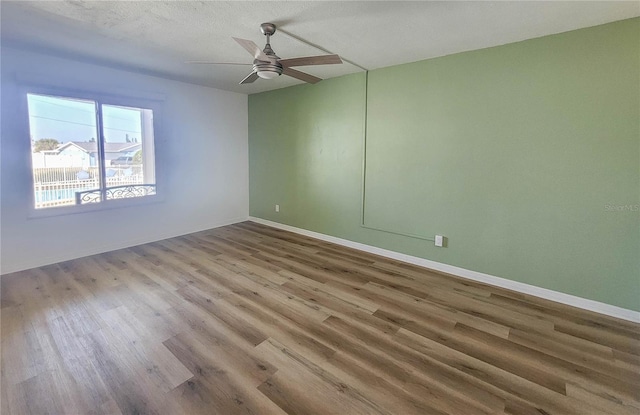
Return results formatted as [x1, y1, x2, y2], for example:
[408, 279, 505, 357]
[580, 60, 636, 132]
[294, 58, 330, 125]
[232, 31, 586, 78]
[102, 104, 156, 201]
[27, 94, 157, 210]
[27, 94, 100, 209]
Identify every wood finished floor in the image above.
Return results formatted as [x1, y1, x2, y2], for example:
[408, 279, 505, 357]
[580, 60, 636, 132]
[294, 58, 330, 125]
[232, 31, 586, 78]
[1, 221, 639, 415]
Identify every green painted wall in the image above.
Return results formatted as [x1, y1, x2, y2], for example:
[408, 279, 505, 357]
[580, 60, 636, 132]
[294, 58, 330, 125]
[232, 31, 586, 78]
[249, 18, 640, 311]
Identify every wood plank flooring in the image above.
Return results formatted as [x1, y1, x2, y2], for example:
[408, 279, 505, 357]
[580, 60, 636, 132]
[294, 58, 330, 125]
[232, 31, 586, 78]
[1, 221, 639, 415]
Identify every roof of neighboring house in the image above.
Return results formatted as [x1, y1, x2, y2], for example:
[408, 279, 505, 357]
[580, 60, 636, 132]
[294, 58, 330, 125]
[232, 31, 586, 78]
[55, 141, 140, 154]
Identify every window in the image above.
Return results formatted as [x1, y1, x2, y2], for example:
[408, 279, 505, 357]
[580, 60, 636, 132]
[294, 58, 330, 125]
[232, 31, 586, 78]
[26, 93, 157, 211]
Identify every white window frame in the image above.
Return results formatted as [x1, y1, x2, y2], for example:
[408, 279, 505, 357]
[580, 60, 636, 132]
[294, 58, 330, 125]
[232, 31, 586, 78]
[21, 84, 164, 218]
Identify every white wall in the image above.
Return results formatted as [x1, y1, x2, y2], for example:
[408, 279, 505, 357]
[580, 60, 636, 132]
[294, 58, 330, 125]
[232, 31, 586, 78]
[1, 47, 249, 274]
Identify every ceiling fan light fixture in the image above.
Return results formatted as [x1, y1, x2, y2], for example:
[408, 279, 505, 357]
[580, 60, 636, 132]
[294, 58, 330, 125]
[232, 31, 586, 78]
[253, 60, 282, 80]
[257, 70, 280, 79]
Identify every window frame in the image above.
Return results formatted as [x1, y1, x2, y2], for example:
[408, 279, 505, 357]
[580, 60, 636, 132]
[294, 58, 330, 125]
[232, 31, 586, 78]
[21, 84, 164, 218]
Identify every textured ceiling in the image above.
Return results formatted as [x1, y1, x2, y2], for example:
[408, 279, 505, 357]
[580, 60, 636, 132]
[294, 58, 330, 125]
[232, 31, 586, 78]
[1, 1, 638, 94]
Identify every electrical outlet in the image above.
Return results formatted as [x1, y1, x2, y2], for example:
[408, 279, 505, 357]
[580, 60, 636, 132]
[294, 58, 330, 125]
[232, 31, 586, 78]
[435, 235, 444, 247]
[275, 204, 280, 213]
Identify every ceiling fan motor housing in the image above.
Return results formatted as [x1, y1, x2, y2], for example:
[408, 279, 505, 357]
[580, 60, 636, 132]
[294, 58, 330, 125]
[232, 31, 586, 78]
[254, 59, 282, 79]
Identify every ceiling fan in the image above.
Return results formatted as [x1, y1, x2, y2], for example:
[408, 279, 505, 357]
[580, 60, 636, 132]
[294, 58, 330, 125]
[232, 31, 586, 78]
[189, 23, 343, 85]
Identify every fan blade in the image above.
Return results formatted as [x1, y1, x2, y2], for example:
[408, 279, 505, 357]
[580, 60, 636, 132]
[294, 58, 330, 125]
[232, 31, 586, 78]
[282, 67, 321, 84]
[233, 37, 273, 62]
[186, 61, 252, 65]
[279, 54, 342, 67]
[240, 72, 259, 84]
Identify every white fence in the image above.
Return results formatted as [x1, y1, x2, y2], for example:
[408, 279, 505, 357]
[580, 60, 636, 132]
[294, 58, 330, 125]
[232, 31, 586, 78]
[33, 166, 145, 209]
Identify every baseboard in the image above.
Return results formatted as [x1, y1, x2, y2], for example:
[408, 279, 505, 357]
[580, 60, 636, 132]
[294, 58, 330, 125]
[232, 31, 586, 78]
[1, 216, 249, 275]
[249, 216, 640, 323]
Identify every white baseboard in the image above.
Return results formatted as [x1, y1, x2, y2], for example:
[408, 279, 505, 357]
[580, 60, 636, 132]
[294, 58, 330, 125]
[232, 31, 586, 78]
[249, 216, 640, 323]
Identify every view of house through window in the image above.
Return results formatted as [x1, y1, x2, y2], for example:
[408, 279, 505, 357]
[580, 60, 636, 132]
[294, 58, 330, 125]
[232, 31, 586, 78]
[27, 93, 156, 209]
